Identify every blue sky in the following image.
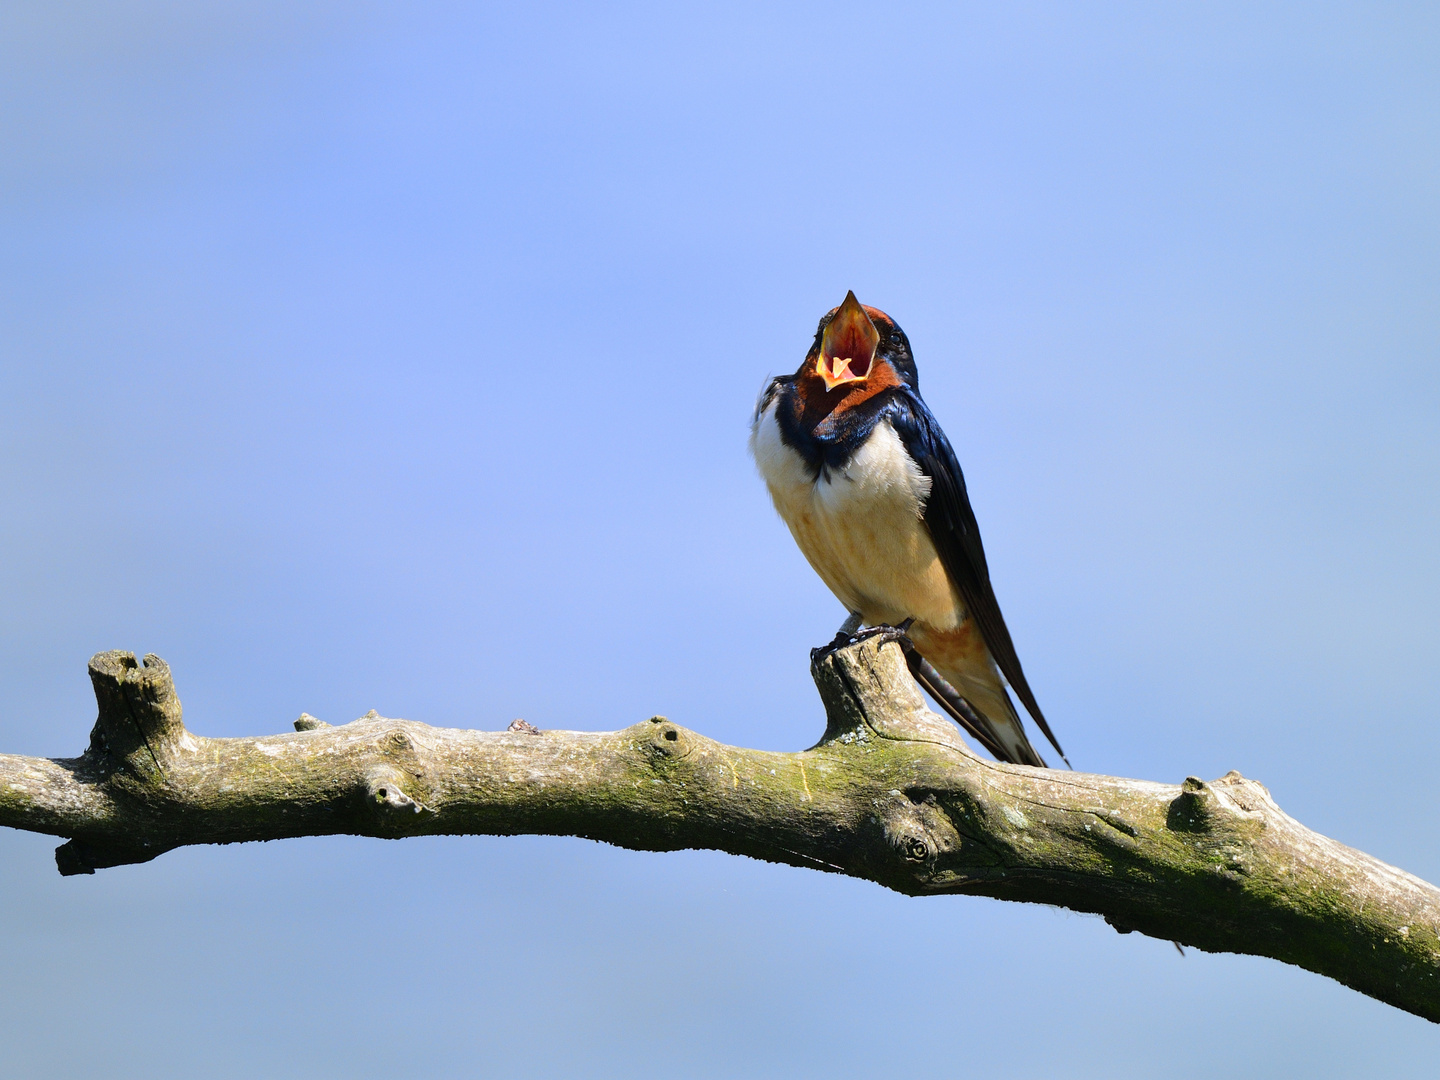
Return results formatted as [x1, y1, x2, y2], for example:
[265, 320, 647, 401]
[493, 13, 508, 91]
[2, 3, 1438, 1075]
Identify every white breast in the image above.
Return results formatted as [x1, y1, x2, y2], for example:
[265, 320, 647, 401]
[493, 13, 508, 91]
[750, 402, 962, 630]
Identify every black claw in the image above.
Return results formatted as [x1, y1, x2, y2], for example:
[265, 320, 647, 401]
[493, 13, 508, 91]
[809, 633, 852, 666]
[849, 622, 912, 647]
[810, 622, 915, 666]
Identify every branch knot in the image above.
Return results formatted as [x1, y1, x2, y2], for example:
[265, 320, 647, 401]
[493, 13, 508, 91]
[364, 766, 427, 820]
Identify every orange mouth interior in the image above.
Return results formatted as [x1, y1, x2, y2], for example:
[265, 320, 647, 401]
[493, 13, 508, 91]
[817, 291, 880, 391]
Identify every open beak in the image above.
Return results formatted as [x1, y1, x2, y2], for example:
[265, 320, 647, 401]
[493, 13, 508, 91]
[817, 290, 880, 391]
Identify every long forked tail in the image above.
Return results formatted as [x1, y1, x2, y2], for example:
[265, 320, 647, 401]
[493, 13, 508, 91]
[903, 647, 1050, 768]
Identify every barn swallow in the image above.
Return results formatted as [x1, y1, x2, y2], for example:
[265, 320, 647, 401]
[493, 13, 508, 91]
[750, 291, 1066, 767]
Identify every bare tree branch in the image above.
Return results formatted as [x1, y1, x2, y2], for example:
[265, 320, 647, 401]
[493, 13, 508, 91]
[2, 639, 1438, 1021]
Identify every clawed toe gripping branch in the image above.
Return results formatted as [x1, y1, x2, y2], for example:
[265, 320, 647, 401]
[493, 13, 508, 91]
[1, 640, 1438, 1021]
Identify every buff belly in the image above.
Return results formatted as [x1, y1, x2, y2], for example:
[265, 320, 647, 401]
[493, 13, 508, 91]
[750, 406, 961, 630]
[750, 401, 1034, 761]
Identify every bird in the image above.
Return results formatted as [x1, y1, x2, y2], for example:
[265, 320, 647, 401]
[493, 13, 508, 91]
[750, 290, 1066, 767]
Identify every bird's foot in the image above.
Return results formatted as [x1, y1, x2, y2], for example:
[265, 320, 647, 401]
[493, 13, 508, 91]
[810, 618, 915, 666]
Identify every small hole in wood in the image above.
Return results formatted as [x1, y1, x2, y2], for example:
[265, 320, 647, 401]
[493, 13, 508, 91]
[664, 729, 678, 741]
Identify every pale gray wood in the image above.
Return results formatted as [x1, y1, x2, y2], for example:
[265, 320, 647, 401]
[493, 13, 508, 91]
[1, 639, 1437, 1021]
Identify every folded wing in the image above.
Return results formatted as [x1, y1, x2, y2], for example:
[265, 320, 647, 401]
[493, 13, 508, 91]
[885, 393, 1068, 765]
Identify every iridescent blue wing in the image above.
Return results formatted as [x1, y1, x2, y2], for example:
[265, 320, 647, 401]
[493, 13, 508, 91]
[885, 391, 1067, 764]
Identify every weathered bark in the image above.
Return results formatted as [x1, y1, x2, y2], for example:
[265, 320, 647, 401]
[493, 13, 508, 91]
[2, 639, 1438, 1021]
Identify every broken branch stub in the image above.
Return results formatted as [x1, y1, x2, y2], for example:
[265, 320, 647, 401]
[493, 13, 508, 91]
[86, 651, 186, 776]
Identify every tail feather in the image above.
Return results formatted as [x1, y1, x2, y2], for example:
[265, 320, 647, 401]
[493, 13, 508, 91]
[906, 651, 1015, 761]
[906, 649, 1046, 767]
